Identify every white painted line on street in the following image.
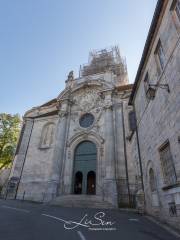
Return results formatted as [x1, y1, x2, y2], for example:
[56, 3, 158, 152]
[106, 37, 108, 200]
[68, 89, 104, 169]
[77, 231, 86, 240]
[42, 213, 70, 224]
[128, 218, 139, 222]
[1, 205, 30, 213]
[42, 214, 87, 240]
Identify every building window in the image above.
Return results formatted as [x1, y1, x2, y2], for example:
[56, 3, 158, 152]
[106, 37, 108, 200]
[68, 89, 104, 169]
[155, 40, 165, 73]
[128, 111, 136, 131]
[159, 141, 177, 186]
[175, 1, 180, 21]
[144, 72, 150, 97]
[149, 168, 156, 192]
[173, 0, 180, 21]
[79, 113, 94, 128]
[171, 0, 180, 32]
[40, 123, 55, 148]
[144, 72, 149, 92]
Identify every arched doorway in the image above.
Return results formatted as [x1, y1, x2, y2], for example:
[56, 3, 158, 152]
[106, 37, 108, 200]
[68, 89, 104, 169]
[74, 171, 83, 194]
[73, 141, 97, 195]
[87, 171, 96, 194]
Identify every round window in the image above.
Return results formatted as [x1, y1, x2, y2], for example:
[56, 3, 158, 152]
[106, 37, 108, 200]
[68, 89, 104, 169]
[79, 113, 94, 128]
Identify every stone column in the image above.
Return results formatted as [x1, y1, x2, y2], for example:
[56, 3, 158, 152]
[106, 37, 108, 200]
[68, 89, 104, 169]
[104, 102, 118, 206]
[51, 100, 69, 196]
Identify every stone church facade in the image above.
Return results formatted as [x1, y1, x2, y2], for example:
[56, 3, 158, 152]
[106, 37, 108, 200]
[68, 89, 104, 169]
[4, 0, 180, 229]
[7, 47, 137, 207]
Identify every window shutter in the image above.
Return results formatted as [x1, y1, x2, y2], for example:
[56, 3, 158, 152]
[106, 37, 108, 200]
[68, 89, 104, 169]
[159, 142, 177, 185]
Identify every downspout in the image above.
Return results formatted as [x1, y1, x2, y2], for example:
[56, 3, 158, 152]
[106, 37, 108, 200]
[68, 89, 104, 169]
[14, 118, 34, 199]
[112, 96, 119, 204]
[133, 104, 144, 191]
[121, 101, 130, 204]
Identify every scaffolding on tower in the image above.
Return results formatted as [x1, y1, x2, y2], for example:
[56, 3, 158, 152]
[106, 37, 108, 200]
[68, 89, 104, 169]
[80, 46, 127, 78]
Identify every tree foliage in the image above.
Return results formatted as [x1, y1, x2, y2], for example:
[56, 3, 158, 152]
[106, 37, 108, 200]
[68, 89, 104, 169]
[0, 113, 21, 170]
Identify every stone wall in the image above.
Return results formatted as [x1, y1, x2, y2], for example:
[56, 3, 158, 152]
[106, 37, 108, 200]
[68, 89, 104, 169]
[130, 0, 180, 228]
[0, 169, 10, 187]
[16, 116, 59, 202]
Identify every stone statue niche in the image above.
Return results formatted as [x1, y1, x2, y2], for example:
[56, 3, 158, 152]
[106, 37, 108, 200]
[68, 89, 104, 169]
[65, 70, 75, 87]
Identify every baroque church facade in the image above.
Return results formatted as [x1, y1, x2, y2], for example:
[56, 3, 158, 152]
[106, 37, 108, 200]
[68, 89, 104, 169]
[7, 47, 137, 207]
[5, 0, 180, 228]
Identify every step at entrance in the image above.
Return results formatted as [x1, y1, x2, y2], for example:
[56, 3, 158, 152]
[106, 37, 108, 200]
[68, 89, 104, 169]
[50, 195, 116, 209]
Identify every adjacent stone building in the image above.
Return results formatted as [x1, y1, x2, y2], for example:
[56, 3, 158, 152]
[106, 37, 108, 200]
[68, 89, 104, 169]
[6, 47, 137, 207]
[129, 0, 180, 229]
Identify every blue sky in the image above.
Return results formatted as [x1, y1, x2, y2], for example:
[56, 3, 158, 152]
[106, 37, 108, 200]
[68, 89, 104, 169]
[0, 0, 157, 116]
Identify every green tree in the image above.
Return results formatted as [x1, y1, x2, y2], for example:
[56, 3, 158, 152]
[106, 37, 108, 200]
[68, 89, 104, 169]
[0, 113, 21, 170]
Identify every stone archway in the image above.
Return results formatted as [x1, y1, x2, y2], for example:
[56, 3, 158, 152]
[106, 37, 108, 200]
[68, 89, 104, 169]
[145, 160, 160, 209]
[62, 132, 104, 196]
[73, 141, 97, 195]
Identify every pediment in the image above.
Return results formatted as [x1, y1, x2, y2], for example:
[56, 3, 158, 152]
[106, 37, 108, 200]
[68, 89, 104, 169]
[57, 79, 113, 101]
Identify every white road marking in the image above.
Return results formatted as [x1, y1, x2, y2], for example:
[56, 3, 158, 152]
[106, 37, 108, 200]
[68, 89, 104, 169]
[42, 213, 70, 224]
[77, 231, 86, 240]
[1, 205, 30, 213]
[42, 214, 87, 239]
[129, 218, 139, 221]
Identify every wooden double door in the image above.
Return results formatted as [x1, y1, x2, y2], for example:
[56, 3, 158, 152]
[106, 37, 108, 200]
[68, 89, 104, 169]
[73, 141, 96, 195]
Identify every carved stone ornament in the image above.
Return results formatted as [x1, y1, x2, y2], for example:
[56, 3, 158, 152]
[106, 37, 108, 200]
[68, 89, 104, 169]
[103, 102, 113, 110]
[73, 87, 103, 112]
[59, 111, 68, 118]
[67, 71, 74, 81]
[100, 147, 104, 156]
[67, 150, 71, 159]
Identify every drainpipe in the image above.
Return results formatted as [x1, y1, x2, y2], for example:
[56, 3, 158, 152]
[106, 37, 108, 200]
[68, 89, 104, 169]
[14, 118, 34, 199]
[133, 104, 144, 191]
[121, 102, 130, 204]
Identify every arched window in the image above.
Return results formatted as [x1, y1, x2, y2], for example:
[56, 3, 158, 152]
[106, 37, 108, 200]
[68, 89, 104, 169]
[149, 168, 156, 192]
[40, 123, 55, 148]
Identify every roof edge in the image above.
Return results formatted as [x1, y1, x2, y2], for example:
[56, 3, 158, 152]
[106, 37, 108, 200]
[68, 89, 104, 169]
[128, 0, 165, 105]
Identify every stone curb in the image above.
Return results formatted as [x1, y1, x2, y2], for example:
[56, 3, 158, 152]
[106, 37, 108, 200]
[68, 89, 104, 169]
[145, 215, 180, 238]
